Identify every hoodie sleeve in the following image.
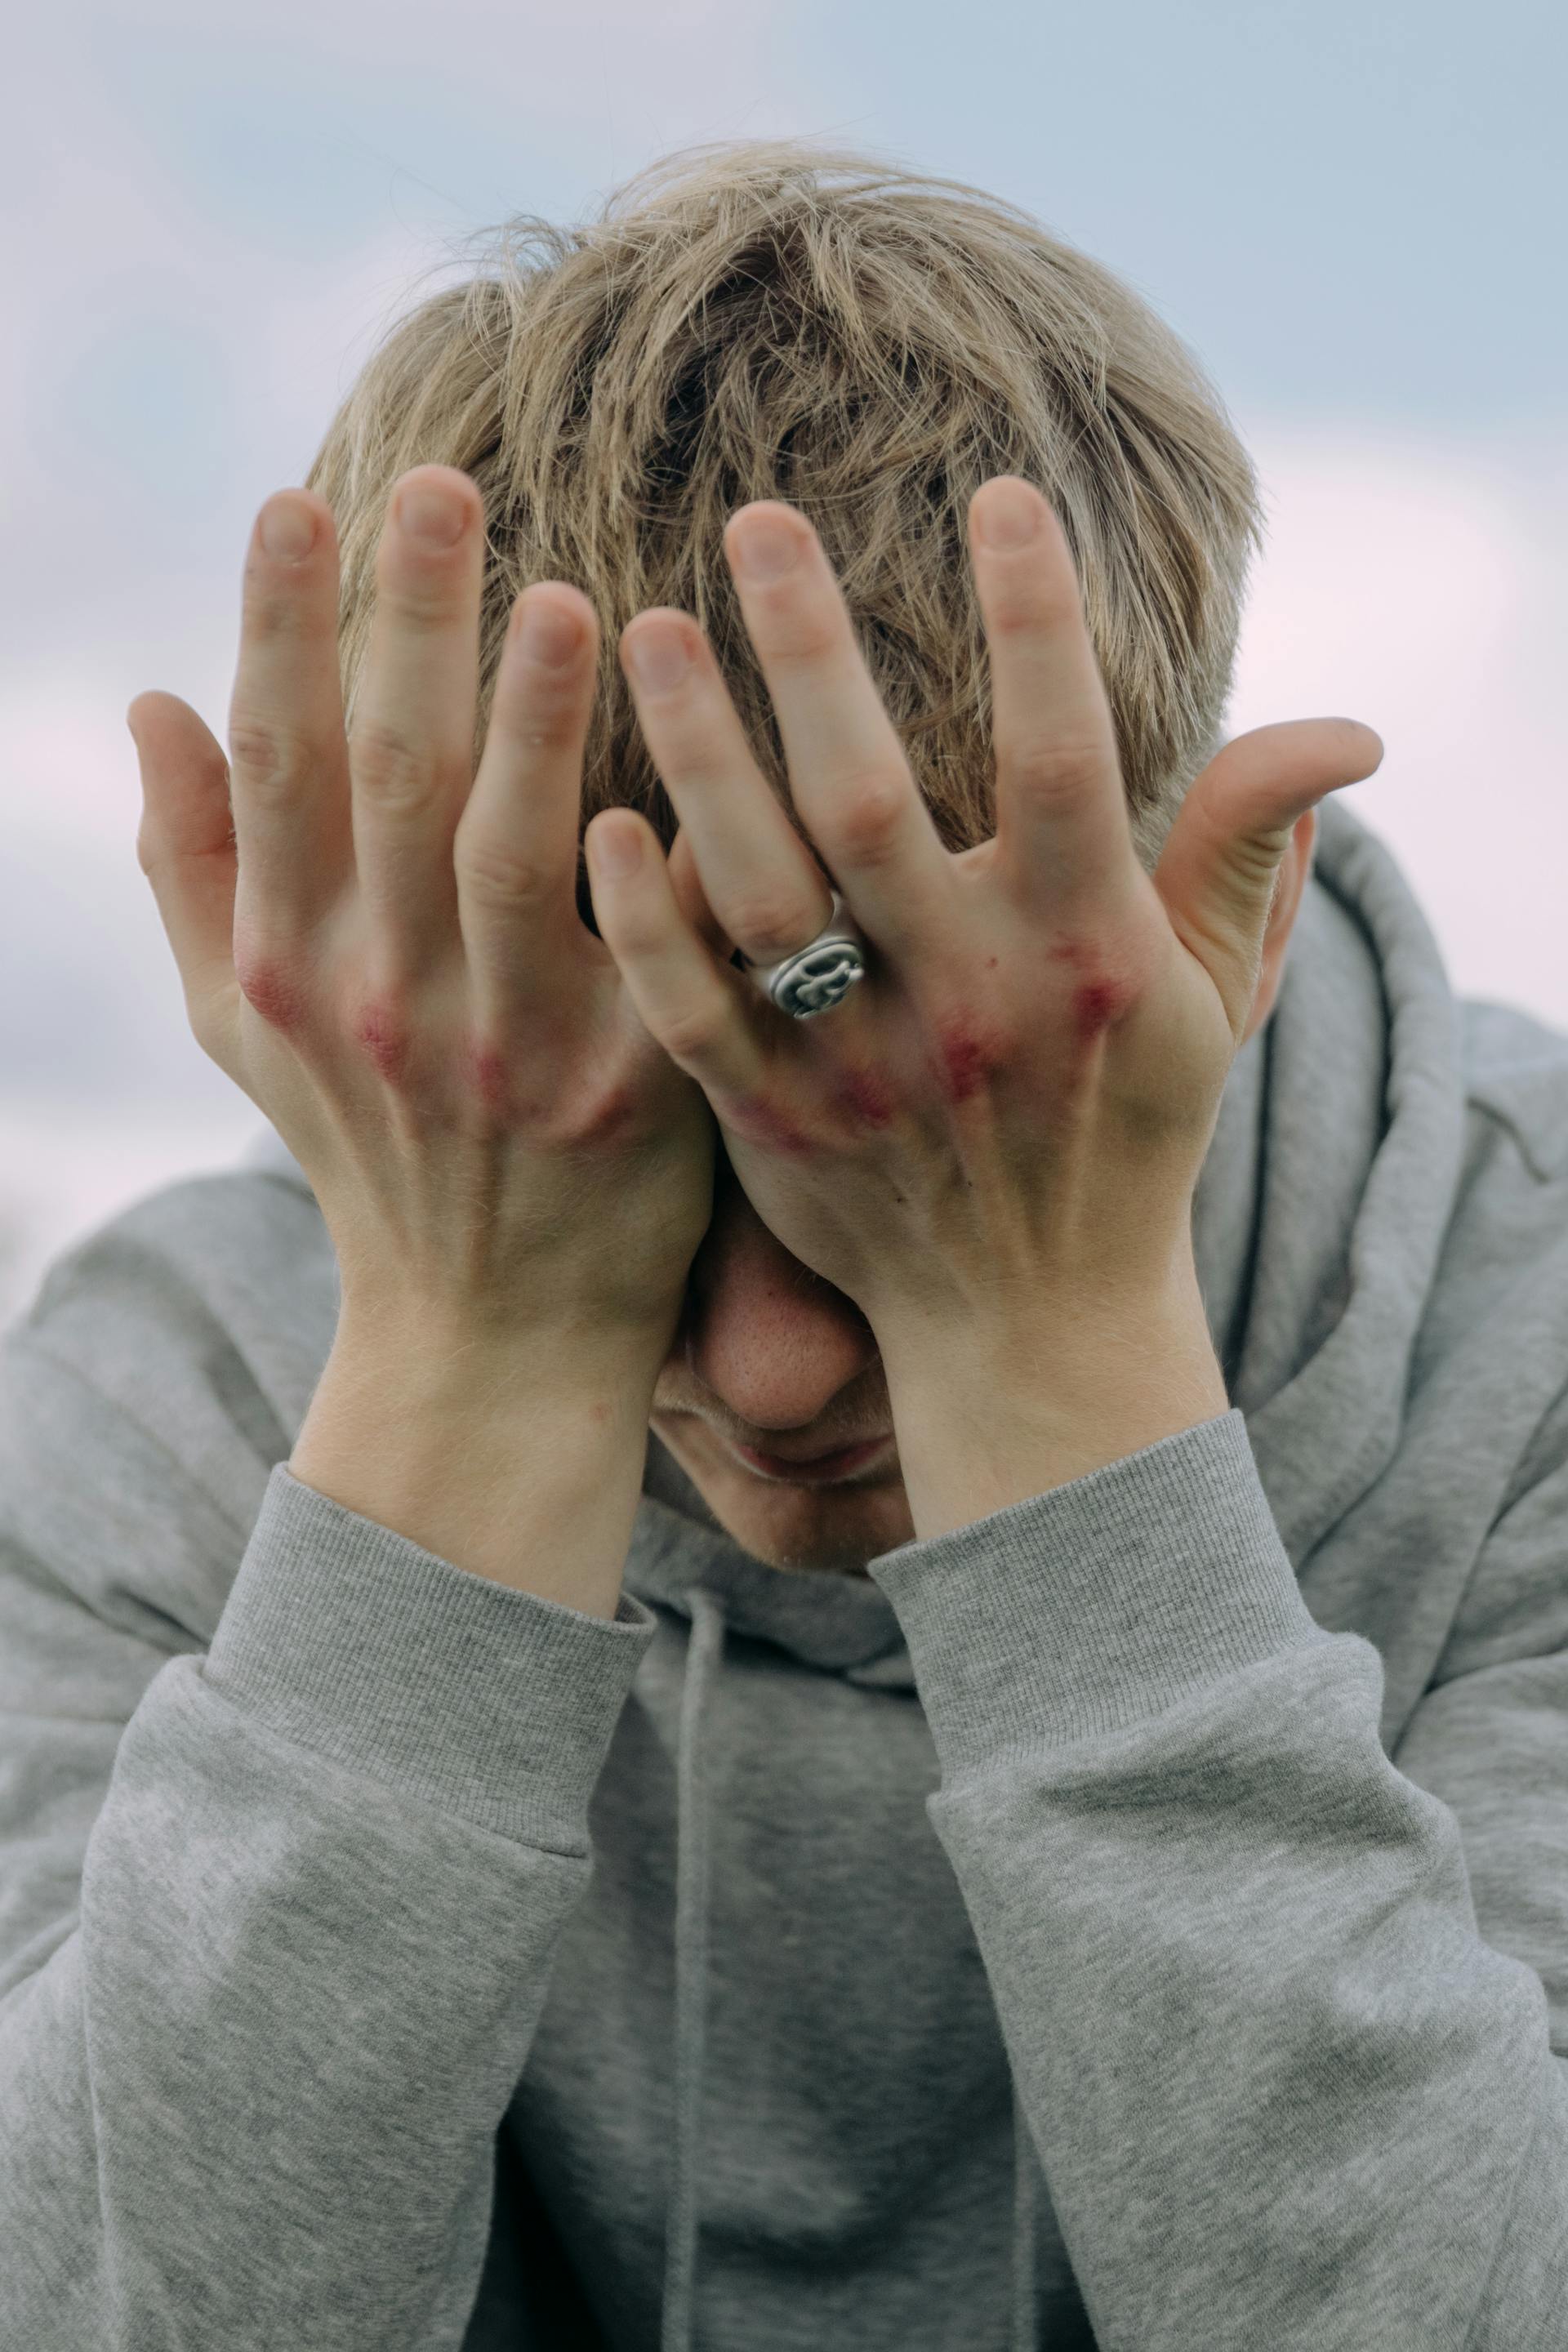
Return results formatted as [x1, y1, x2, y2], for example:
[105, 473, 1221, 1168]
[868, 1405, 1567, 2352]
[0, 1218, 656, 2350]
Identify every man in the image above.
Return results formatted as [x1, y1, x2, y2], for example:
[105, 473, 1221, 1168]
[1, 138, 1564, 2350]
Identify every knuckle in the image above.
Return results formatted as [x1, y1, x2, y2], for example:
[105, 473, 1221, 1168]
[499, 684, 581, 755]
[728, 889, 823, 964]
[240, 570, 312, 645]
[227, 715, 300, 796]
[654, 728, 728, 791]
[345, 981, 419, 1088]
[570, 1074, 645, 1152]
[350, 721, 437, 811]
[376, 570, 465, 627]
[984, 579, 1071, 639]
[829, 773, 909, 865]
[234, 942, 314, 1036]
[658, 996, 730, 1064]
[454, 830, 560, 913]
[452, 1025, 521, 1127]
[1007, 739, 1107, 804]
[761, 613, 844, 674]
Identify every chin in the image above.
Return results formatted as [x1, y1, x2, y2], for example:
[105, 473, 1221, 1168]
[659, 1419, 915, 1578]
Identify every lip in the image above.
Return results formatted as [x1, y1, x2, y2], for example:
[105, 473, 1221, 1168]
[729, 1434, 893, 1484]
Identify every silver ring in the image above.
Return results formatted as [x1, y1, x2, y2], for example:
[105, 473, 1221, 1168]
[742, 888, 869, 1020]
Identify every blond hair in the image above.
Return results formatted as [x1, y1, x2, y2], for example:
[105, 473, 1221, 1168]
[305, 137, 1264, 898]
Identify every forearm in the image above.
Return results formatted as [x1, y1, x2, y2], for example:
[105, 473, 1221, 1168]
[290, 1314, 660, 1618]
[867, 1414, 1560, 2349]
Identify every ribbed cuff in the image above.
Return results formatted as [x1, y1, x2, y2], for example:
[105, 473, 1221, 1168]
[203, 1463, 657, 1850]
[868, 1410, 1327, 1777]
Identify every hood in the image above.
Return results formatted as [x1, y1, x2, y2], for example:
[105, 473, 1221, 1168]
[240, 792, 1468, 1694]
[238, 792, 1479, 2352]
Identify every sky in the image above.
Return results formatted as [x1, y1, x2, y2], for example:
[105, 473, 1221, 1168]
[2, 0, 1564, 1322]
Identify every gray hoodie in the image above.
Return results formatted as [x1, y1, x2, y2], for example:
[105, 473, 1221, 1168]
[0, 794, 1565, 2351]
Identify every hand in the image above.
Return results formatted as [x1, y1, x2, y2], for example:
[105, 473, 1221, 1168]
[581, 476, 1383, 1361]
[130, 465, 718, 1372]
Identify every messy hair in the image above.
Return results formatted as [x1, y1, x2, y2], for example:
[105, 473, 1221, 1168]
[304, 136, 1264, 897]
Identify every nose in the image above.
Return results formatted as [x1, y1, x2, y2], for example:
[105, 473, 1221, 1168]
[675, 1155, 882, 1435]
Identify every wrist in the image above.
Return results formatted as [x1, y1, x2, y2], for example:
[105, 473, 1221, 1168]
[332, 1282, 675, 1401]
[291, 1316, 666, 1612]
[877, 1271, 1229, 1541]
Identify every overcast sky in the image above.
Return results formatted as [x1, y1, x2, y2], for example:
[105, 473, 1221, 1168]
[2, 0, 1563, 1320]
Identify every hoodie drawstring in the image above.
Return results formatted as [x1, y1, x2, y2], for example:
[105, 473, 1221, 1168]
[662, 1590, 726, 2352]
[659, 1588, 1041, 2350]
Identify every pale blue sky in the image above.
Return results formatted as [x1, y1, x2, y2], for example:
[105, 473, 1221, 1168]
[76, 0, 1568, 429]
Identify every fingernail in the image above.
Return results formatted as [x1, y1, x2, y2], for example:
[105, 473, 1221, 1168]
[591, 822, 643, 879]
[728, 512, 800, 582]
[398, 485, 466, 548]
[624, 625, 690, 693]
[259, 496, 315, 560]
[974, 482, 1040, 550]
[518, 595, 581, 667]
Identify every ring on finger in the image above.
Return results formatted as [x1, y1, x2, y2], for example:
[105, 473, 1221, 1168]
[741, 889, 871, 1020]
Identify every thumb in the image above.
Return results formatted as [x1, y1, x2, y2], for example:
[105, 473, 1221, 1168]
[128, 691, 242, 1061]
[1152, 717, 1383, 1028]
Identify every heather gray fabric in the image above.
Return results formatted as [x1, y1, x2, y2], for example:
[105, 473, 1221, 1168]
[1, 793, 1566, 2350]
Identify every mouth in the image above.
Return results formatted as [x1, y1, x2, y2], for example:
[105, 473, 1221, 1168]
[727, 1434, 894, 1485]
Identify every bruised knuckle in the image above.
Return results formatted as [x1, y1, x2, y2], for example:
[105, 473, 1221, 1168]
[234, 943, 314, 1036]
[345, 982, 419, 1086]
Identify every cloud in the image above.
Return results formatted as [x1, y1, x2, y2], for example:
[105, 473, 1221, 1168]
[1227, 419, 1568, 1029]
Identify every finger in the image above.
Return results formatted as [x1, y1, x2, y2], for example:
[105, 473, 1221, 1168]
[621, 608, 838, 968]
[720, 505, 953, 969]
[454, 582, 601, 1020]
[128, 691, 243, 1057]
[226, 489, 354, 939]
[667, 823, 741, 962]
[584, 813, 766, 1099]
[1154, 718, 1383, 1027]
[348, 466, 484, 973]
[967, 478, 1142, 926]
